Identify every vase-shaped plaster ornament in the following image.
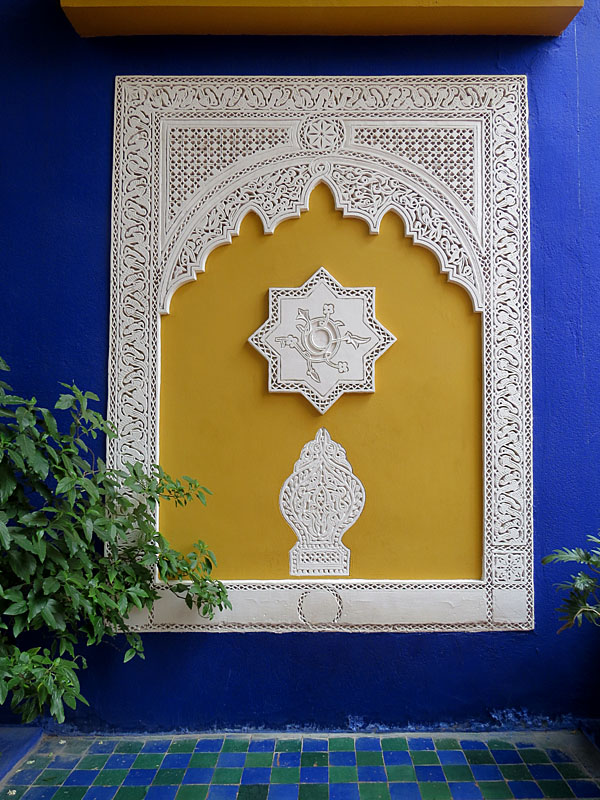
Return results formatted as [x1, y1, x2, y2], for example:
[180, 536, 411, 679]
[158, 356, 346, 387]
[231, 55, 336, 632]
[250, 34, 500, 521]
[280, 428, 365, 576]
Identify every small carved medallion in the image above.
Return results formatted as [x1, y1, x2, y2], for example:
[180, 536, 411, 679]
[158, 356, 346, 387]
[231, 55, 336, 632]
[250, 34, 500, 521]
[280, 428, 366, 576]
[249, 267, 396, 413]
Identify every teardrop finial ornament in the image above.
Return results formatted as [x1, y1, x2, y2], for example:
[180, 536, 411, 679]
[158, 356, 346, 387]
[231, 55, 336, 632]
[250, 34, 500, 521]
[280, 428, 366, 576]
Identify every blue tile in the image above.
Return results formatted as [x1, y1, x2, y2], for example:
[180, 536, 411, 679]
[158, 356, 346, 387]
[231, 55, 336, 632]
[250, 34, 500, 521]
[389, 786, 421, 800]
[22, 790, 58, 800]
[195, 741, 224, 753]
[208, 786, 239, 800]
[299, 768, 328, 784]
[383, 752, 411, 766]
[357, 767, 387, 782]
[63, 771, 98, 786]
[408, 739, 434, 752]
[49, 757, 80, 770]
[9, 770, 43, 784]
[242, 768, 272, 784]
[105, 755, 137, 770]
[507, 781, 543, 799]
[217, 754, 246, 768]
[249, 741, 275, 753]
[438, 753, 467, 766]
[89, 744, 117, 755]
[268, 786, 299, 800]
[415, 766, 445, 783]
[123, 769, 158, 786]
[459, 742, 487, 751]
[470, 766, 502, 782]
[355, 740, 381, 752]
[448, 783, 483, 800]
[183, 769, 214, 784]
[276, 754, 301, 768]
[82, 788, 118, 800]
[567, 781, 600, 798]
[303, 740, 328, 753]
[145, 788, 178, 800]
[527, 764, 561, 781]
[142, 741, 172, 754]
[162, 755, 192, 769]
[330, 784, 360, 800]
[330, 753, 356, 767]
[547, 749, 572, 763]
[490, 751, 521, 765]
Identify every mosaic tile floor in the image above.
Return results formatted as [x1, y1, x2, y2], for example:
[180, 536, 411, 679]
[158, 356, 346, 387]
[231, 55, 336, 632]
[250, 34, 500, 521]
[2, 733, 600, 800]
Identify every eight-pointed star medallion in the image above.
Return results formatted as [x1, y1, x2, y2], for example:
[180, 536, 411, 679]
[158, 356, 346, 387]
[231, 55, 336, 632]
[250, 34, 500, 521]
[248, 267, 396, 413]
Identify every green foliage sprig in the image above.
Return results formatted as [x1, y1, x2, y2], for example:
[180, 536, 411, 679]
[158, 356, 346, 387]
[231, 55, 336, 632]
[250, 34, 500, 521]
[542, 534, 600, 632]
[0, 356, 230, 723]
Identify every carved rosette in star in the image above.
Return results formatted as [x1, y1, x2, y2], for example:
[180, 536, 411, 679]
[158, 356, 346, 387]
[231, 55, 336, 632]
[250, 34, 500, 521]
[248, 267, 396, 413]
[281, 428, 365, 576]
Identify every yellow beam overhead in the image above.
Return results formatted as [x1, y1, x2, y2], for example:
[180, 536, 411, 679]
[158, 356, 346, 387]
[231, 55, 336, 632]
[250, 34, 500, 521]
[61, 0, 582, 37]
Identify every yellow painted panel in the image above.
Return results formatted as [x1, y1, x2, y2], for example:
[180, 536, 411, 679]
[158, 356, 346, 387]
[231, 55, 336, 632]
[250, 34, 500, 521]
[159, 184, 482, 580]
[61, 0, 582, 37]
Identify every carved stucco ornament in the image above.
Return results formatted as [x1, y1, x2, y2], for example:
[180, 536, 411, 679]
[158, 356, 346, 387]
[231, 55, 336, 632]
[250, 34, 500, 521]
[249, 267, 396, 413]
[281, 428, 365, 576]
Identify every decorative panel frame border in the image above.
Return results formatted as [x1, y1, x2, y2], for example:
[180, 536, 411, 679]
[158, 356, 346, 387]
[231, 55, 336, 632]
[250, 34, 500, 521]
[109, 75, 533, 633]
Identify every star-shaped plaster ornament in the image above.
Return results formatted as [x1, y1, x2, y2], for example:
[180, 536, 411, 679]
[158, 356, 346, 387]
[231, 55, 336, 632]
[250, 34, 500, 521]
[248, 267, 396, 413]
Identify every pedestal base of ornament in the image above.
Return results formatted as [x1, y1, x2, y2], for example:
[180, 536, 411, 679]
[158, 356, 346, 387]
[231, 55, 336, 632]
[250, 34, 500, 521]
[290, 544, 350, 576]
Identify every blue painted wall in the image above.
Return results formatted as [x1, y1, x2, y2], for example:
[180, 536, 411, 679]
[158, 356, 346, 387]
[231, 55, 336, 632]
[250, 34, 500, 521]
[2, 0, 600, 732]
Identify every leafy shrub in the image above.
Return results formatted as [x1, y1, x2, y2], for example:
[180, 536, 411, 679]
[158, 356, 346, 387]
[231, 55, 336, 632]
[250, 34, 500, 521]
[543, 535, 600, 631]
[0, 357, 230, 723]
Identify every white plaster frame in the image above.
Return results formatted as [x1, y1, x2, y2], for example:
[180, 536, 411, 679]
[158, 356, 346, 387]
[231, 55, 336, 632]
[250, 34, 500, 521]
[110, 75, 532, 632]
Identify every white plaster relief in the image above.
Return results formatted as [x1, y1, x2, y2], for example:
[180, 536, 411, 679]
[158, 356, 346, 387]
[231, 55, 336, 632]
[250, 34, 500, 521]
[110, 76, 533, 632]
[248, 267, 395, 413]
[280, 428, 366, 575]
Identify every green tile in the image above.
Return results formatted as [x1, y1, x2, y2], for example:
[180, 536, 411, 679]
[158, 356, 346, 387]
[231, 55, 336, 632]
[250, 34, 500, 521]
[152, 769, 187, 785]
[499, 765, 532, 781]
[22, 757, 53, 770]
[78, 755, 109, 770]
[519, 750, 550, 765]
[53, 789, 87, 800]
[435, 740, 461, 751]
[419, 784, 452, 800]
[301, 753, 328, 768]
[114, 788, 147, 800]
[465, 751, 494, 765]
[356, 753, 383, 767]
[61, 740, 94, 755]
[133, 754, 164, 769]
[276, 740, 302, 753]
[245, 753, 274, 768]
[380, 739, 408, 752]
[537, 780, 575, 798]
[412, 752, 440, 766]
[176, 787, 209, 800]
[478, 782, 514, 799]
[190, 753, 219, 768]
[298, 785, 328, 800]
[115, 741, 144, 754]
[386, 766, 416, 782]
[557, 764, 588, 779]
[222, 739, 250, 753]
[211, 768, 242, 784]
[93, 770, 129, 786]
[443, 765, 474, 782]
[487, 741, 515, 751]
[35, 770, 71, 786]
[329, 767, 358, 783]
[0, 787, 26, 800]
[237, 786, 268, 800]
[329, 739, 356, 752]
[169, 740, 198, 754]
[358, 785, 391, 800]
[271, 768, 300, 784]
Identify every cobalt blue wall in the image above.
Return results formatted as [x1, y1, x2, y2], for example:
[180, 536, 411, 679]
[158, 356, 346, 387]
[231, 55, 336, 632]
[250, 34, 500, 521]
[2, 0, 600, 732]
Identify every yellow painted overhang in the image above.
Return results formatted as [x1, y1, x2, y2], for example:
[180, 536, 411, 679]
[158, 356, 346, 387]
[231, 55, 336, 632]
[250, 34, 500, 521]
[61, 0, 583, 37]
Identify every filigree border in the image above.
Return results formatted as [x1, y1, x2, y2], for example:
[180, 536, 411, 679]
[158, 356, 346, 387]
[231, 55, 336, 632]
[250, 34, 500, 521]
[110, 75, 532, 632]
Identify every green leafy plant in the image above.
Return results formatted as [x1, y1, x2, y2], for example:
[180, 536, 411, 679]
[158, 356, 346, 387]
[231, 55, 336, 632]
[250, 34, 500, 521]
[542, 534, 600, 631]
[0, 356, 230, 723]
